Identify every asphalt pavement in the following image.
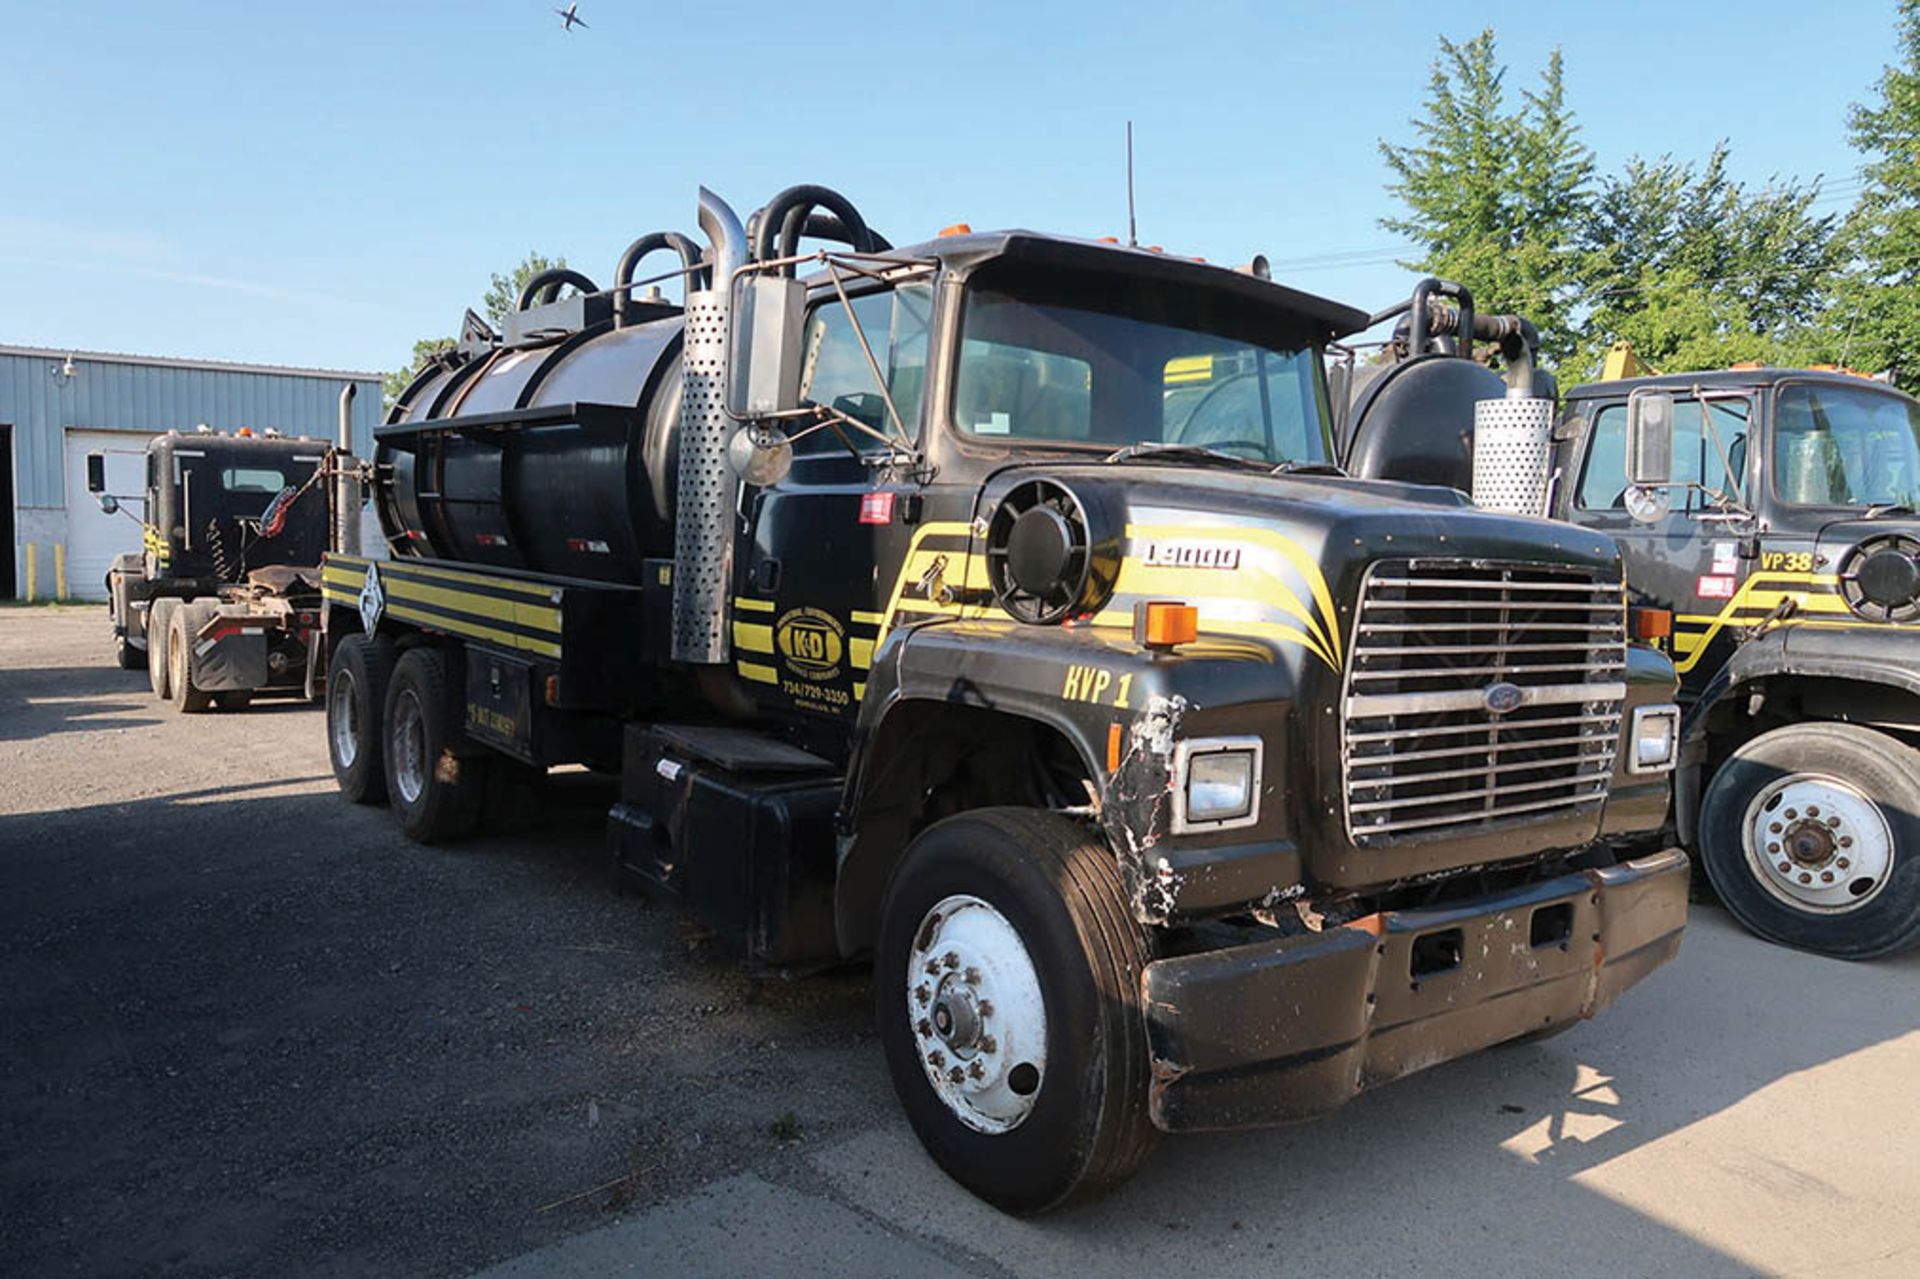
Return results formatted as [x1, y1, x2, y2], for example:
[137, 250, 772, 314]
[4, 604, 1917, 1278]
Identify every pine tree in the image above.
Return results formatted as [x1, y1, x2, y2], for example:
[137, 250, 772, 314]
[1379, 32, 1597, 361]
[1836, 0, 1920, 381]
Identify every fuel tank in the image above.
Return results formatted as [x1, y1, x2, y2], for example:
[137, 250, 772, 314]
[375, 313, 685, 584]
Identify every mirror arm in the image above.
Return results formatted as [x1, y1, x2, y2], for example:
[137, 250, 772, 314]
[821, 259, 913, 451]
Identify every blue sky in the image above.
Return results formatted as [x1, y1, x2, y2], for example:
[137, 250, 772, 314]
[0, 0, 1899, 375]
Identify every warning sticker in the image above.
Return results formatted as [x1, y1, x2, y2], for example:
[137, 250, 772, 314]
[1710, 541, 1739, 575]
[1697, 574, 1736, 600]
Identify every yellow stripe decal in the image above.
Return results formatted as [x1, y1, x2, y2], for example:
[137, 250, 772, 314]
[385, 577, 563, 636]
[384, 603, 562, 660]
[1121, 523, 1344, 669]
[851, 610, 886, 626]
[853, 682, 866, 701]
[733, 621, 775, 654]
[850, 637, 875, 670]
[737, 660, 779, 685]
[734, 596, 776, 614]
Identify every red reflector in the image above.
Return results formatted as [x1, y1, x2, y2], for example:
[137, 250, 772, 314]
[474, 533, 508, 547]
[859, 492, 895, 525]
[544, 675, 561, 705]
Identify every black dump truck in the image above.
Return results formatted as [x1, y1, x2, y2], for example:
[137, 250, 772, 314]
[320, 188, 1690, 1211]
[89, 410, 350, 712]
[1343, 283, 1920, 959]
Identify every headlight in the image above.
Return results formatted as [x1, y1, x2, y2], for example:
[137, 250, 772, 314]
[1173, 737, 1263, 831]
[1628, 704, 1680, 774]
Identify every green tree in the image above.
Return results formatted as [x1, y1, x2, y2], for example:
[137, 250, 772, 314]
[1379, 32, 1598, 362]
[383, 252, 573, 407]
[1575, 144, 1842, 379]
[1835, 0, 1920, 382]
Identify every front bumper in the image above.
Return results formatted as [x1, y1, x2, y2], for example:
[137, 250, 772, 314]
[1142, 849, 1689, 1132]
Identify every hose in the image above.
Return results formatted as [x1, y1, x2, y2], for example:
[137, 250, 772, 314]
[613, 231, 708, 326]
[515, 268, 600, 311]
[751, 184, 885, 274]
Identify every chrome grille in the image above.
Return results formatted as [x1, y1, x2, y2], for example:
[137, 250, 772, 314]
[1342, 558, 1626, 844]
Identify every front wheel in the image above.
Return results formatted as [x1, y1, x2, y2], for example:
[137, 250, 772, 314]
[1699, 722, 1920, 959]
[874, 808, 1156, 1214]
[383, 647, 485, 844]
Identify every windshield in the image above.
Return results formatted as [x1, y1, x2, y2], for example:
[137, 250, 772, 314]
[1773, 382, 1920, 508]
[951, 278, 1331, 465]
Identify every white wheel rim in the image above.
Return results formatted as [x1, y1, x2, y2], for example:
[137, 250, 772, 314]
[330, 670, 359, 768]
[906, 894, 1048, 1134]
[1741, 773, 1894, 914]
[391, 689, 427, 805]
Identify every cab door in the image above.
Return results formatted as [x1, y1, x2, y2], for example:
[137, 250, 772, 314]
[732, 279, 949, 727]
[1561, 393, 1755, 699]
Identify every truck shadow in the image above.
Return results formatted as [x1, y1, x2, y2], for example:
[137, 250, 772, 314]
[0, 664, 161, 740]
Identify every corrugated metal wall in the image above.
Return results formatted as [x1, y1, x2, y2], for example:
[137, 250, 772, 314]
[1, 349, 383, 509]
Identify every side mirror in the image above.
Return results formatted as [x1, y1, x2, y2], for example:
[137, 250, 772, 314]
[726, 275, 807, 419]
[1626, 390, 1675, 488]
[86, 452, 107, 494]
[97, 494, 120, 516]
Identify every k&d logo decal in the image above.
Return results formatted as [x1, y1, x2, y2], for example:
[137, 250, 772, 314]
[776, 608, 845, 680]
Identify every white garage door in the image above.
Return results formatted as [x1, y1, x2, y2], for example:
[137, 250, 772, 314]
[64, 429, 158, 600]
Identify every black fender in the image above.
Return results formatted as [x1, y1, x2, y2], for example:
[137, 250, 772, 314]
[1676, 624, 1920, 843]
[833, 615, 1304, 954]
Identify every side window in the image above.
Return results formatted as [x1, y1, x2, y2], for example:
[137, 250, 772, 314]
[1576, 407, 1628, 509]
[1576, 398, 1749, 512]
[797, 282, 932, 453]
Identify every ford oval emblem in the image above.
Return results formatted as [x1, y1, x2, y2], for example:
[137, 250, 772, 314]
[1483, 681, 1525, 715]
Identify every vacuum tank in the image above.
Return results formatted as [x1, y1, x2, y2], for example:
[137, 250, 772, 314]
[373, 186, 886, 586]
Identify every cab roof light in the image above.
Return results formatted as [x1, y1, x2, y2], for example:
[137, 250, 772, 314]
[938, 223, 972, 238]
[1134, 599, 1198, 651]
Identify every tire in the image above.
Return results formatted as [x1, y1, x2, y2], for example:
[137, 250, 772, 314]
[1699, 722, 1920, 960]
[114, 634, 143, 670]
[327, 633, 397, 804]
[874, 808, 1157, 1214]
[168, 604, 215, 714]
[383, 647, 485, 843]
[147, 598, 179, 699]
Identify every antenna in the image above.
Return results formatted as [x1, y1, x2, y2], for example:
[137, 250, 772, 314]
[1126, 121, 1138, 248]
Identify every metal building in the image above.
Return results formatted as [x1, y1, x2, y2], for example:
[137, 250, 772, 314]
[0, 345, 383, 600]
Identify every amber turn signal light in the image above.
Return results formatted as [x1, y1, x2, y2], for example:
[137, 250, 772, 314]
[1630, 606, 1673, 641]
[1134, 600, 1198, 650]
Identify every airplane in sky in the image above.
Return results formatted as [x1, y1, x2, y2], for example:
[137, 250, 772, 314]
[554, 3, 587, 31]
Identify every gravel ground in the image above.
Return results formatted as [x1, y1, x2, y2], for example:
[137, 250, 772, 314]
[0, 605, 890, 1277]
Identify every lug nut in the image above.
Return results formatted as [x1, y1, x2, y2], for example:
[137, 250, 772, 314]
[979, 1035, 998, 1054]
[1799, 873, 1813, 884]
[917, 1018, 932, 1037]
[1821, 872, 1835, 883]
[1768, 843, 1781, 854]
[964, 967, 981, 985]
[1770, 822, 1783, 834]
[1807, 806, 1820, 818]
[1785, 809, 1798, 820]
[1840, 837, 1854, 848]
[1827, 816, 1842, 828]
[978, 1000, 994, 1018]
[1838, 858, 1851, 870]
[914, 984, 930, 1005]
[1778, 862, 1793, 873]
[943, 952, 959, 970]
[928, 1051, 945, 1068]
[968, 1061, 985, 1080]
[925, 961, 940, 976]
[949, 1066, 966, 1084]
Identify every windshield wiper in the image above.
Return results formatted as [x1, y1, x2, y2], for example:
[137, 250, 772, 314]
[1271, 459, 1346, 477]
[1102, 443, 1274, 472]
[1864, 502, 1915, 520]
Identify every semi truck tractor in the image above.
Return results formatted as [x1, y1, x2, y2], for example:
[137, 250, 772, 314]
[320, 187, 1690, 1211]
[88, 408, 353, 711]
[1342, 284, 1920, 959]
